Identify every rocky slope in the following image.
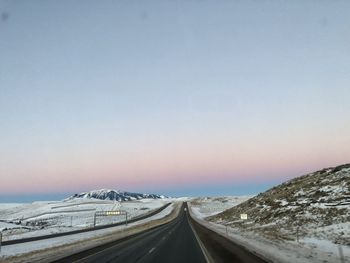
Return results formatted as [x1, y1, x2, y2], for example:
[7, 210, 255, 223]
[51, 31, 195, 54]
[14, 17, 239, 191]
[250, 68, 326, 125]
[209, 164, 350, 245]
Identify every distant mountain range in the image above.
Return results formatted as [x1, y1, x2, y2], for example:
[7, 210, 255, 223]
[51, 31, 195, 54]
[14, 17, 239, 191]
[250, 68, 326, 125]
[67, 189, 167, 201]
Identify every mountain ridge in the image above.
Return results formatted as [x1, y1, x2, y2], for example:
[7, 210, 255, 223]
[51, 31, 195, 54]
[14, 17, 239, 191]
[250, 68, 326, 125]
[67, 189, 167, 201]
[209, 163, 350, 245]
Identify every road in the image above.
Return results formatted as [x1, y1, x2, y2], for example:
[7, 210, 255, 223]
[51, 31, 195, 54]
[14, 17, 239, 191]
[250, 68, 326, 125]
[190, 215, 268, 263]
[2, 203, 171, 246]
[55, 204, 206, 263]
[55, 203, 267, 263]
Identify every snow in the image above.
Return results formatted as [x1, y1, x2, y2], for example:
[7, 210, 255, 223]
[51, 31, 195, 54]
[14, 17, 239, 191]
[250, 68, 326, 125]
[206, 164, 350, 256]
[0, 222, 25, 232]
[68, 189, 168, 202]
[189, 203, 350, 263]
[0, 201, 179, 261]
[278, 200, 289, 206]
[294, 189, 305, 197]
[0, 204, 25, 209]
[301, 237, 349, 256]
[189, 180, 350, 263]
[0, 198, 171, 241]
[190, 196, 253, 219]
[319, 184, 344, 193]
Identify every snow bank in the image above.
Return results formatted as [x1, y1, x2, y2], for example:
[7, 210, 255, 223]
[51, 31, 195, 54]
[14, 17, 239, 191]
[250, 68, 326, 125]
[188, 202, 350, 263]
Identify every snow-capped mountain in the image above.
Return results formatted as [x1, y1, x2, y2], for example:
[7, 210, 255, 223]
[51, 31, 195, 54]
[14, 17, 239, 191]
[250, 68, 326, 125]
[68, 189, 167, 201]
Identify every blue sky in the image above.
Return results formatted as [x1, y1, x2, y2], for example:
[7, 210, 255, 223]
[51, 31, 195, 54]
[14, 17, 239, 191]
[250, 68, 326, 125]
[0, 0, 349, 201]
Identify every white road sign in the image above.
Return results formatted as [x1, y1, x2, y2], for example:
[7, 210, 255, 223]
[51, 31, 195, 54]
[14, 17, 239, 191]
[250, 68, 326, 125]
[240, 214, 248, 220]
[95, 210, 125, 216]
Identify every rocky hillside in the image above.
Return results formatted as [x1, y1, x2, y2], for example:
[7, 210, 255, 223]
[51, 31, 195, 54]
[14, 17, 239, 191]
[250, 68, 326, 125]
[209, 164, 350, 245]
[68, 189, 167, 201]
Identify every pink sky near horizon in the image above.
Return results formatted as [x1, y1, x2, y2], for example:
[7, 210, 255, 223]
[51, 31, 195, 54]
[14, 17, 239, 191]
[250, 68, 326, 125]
[2, 133, 349, 195]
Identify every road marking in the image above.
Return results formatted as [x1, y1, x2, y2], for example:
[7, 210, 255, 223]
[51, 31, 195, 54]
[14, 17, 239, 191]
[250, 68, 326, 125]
[187, 207, 214, 263]
[73, 225, 168, 262]
[68, 203, 180, 263]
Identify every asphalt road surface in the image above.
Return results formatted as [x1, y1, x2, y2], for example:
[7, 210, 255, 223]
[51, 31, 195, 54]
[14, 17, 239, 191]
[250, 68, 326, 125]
[190, 214, 268, 263]
[55, 205, 206, 263]
[55, 203, 267, 263]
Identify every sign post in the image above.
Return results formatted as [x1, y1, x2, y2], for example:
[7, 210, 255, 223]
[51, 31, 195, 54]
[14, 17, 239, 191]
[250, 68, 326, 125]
[0, 231, 2, 253]
[240, 214, 248, 231]
[339, 245, 345, 263]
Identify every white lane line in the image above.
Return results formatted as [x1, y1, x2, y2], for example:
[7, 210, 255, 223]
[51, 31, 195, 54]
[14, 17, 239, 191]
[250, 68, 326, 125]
[188, 212, 214, 263]
[73, 223, 169, 262]
[148, 247, 156, 254]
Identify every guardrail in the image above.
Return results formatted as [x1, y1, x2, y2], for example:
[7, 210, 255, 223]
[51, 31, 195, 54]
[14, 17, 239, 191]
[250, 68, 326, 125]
[2, 202, 171, 246]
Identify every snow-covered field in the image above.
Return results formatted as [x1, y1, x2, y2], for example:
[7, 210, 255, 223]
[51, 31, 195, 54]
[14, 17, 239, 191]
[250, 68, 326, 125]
[0, 198, 171, 241]
[190, 196, 253, 219]
[0, 202, 179, 262]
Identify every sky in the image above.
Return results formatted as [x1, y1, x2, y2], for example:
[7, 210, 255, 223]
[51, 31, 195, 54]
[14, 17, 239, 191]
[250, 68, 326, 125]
[1, 0, 350, 202]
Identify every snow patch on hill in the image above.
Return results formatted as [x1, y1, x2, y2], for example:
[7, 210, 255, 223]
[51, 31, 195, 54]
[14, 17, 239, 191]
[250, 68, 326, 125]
[67, 189, 167, 201]
[190, 196, 253, 219]
[209, 164, 350, 246]
[202, 163, 350, 262]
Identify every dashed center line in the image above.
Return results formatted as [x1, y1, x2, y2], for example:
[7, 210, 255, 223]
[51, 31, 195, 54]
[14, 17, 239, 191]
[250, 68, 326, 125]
[148, 247, 156, 254]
